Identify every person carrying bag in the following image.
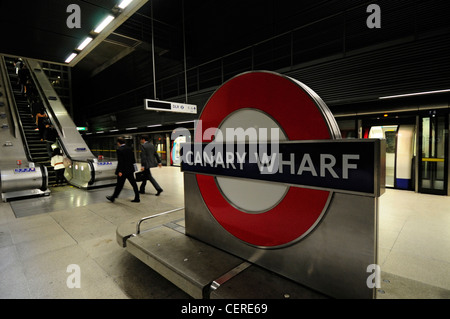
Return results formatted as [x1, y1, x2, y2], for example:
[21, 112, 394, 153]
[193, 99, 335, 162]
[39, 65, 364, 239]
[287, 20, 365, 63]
[139, 135, 163, 196]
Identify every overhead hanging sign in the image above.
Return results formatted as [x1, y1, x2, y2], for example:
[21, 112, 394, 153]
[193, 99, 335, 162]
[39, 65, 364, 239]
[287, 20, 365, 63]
[144, 99, 197, 114]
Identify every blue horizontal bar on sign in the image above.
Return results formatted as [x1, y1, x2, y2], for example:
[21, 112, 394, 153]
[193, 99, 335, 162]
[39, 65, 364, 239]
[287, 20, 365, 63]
[14, 168, 36, 173]
[98, 162, 113, 165]
[180, 140, 381, 196]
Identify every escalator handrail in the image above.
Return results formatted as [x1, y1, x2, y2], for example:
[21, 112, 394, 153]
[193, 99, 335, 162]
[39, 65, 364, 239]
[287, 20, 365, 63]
[86, 159, 96, 185]
[0, 56, 17, 138]
[24, 59, 74, 163]
[25, 60, 66, 140]
[0, 56, 33, 162]
[38, 162, 48, 191]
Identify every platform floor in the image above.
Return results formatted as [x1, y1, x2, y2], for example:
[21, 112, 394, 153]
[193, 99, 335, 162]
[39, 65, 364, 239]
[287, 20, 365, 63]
[0, 167, 449, 299]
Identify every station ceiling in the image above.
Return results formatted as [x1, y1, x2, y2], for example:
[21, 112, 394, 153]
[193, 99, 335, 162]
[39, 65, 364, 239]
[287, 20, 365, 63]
[0, 0, 214, 72]
[0, 0, 150, 70]
[0, 0, 344, 76]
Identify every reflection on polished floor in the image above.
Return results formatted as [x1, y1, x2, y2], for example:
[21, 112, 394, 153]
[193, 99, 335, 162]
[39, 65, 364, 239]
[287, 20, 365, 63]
[0, 167, 449, 299]
[9, 186, 136, 219]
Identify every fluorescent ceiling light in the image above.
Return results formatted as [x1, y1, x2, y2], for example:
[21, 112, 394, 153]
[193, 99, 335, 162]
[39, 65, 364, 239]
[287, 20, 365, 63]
[379, 89, 450, 99]
[118, 0, 133, 9]
[77, 37, 93, 50]
[175, 120, 196, 124]
[147, 124, 162, 127]
[125, 127, 137, 130]
[65, 53, 77, 63]
[94, 15, 114, 33]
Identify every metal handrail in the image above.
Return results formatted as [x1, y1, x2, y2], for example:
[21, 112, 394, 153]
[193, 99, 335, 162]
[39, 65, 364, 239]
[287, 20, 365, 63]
[135, 207, 184, 235]
[25, 59, 66, 141]
[0, 55, 32, 162]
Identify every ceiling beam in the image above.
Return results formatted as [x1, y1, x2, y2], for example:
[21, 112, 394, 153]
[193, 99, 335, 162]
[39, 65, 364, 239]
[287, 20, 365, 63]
[89, 45, 136, 77]
[67, 0, 149, 67]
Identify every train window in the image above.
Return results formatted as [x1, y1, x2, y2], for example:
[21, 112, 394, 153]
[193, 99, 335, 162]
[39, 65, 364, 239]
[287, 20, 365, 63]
[337, 119, 357, 139]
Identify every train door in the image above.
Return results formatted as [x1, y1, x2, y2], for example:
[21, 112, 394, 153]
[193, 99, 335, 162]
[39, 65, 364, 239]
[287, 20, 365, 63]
[418, 111, 448, 195]
[361, 115, 416, 191]
[368, 125, 398, 187]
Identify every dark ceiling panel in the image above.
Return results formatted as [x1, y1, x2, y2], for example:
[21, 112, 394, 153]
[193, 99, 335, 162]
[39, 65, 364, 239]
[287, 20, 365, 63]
[0, 0, 121, 63]
[0, 27, 77, 62]
[78, 40, 136, 73]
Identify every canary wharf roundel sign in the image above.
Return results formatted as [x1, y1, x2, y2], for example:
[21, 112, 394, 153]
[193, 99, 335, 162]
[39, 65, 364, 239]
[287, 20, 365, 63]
[180, 71, 379, 248]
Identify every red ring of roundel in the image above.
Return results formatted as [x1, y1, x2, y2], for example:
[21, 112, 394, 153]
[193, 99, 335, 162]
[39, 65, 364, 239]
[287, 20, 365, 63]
[195, 72, 331, 247]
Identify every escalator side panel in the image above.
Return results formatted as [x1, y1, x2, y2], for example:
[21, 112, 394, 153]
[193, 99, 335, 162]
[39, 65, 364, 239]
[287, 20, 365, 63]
[26, 59, 117, 189]
[0, 55, 50, 201]
[27, 59, 95, 161]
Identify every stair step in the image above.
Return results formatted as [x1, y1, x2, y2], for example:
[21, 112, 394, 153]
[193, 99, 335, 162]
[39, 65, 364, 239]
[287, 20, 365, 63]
[29, 147, 48, 150]
[31, 152, 49, 156]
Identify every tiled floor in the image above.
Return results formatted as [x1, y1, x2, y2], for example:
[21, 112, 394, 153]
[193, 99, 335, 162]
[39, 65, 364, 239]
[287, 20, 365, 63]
[0, 167, 188, 299]
[377, 188, 450, 298]
[0, 166, 449, 299]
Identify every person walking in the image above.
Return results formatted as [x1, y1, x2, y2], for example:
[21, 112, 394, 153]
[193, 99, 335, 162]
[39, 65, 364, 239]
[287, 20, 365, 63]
[139, 135, 163, 196]
[106, 137, 140, 203]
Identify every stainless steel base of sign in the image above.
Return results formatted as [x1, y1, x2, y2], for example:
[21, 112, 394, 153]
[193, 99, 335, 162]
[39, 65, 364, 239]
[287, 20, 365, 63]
[184, 173, 378, 299]
[210, 262, 328, 299]
[117, 210, 329, 299]
[126, 226, 244, 299]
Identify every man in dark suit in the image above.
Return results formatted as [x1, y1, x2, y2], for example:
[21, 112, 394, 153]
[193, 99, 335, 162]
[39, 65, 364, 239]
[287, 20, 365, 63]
[139, 135, 163, 196]
[106, 137, 140, 203]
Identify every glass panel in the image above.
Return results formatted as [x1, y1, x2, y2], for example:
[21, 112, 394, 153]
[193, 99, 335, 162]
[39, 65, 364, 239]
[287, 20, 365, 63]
[421, 161, 430, 188]
[422, 117, 430, 158]
[421, 117, 431, 186]
[420, 115, 447, 193]
[437, 116, 445, 159]
[337, 119, 356, 139]
[435, 162, 445, 190]
[434, 116, 445, 190]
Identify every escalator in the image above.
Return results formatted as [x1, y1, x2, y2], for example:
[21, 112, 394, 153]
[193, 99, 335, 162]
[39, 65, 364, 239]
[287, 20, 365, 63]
[0, 56, 50, 201]
[1, 55, 117, 190]
[3, 56, 57, 185]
